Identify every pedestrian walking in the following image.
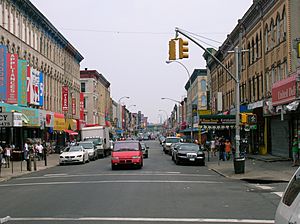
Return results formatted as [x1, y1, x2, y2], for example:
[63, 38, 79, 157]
[4, 144, 11, 168]
[219, 138, 226, 161]
[210, 139, 216, 156]
[292, 137, 299, 167]
[225, 139, 231, 160]
[0, 144, 4, 167]
[35, 142, 44, 161]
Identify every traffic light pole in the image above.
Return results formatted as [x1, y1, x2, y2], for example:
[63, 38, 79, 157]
[175, 28, 244, 173]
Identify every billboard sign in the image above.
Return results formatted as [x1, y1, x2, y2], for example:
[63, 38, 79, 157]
[62, 86, 68, 111]
[6, 53, 18, 104]
[0, 45, 7, 101]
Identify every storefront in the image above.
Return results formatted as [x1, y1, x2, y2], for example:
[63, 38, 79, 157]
[271, 73, 299, 158]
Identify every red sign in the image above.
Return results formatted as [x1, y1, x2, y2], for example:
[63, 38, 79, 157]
[6, 53, 18, 104]
[62, 86, 68, 111]
[27, 66, 31, 103]
[272, 74, 297, 106]
[80, 93, 84, 120]
[72, 97, 76, 115]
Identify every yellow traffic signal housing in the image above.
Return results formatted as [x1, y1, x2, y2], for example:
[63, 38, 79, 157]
[178, 38, 189, 59]
[168, 39, 176, 60]
[240, 113, 248, 123]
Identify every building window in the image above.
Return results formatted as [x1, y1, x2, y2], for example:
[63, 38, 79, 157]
[200, 79, 206, 92]
[276, 15, 281, 44]
[201, 95, 206, 107]
[283, 9, 287, 39]
[270, 20, 274, 49]
[265, 26, 268, 52]
[81, 82, 86, 92]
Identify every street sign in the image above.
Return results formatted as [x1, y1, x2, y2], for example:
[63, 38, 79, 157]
[247, 114, 257, 124]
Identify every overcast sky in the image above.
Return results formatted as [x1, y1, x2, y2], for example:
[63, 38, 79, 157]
[30, 0, 253, 123]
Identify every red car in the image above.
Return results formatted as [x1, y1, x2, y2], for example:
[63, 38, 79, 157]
[111, 140, 143, 170]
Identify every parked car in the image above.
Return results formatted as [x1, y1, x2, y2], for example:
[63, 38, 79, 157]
[275, 167, 300, 223]
[140, 142, 149, 158]
[59, 145, 89, 165]
[159, 136, 165, 145]
[171, 142, 183, 161]
[111, 140, 143, 170]
[77, 141, 97, 161]
[83, 138, 104, 158]
[172, 143, 205, 166]
[163, 137, 182, 155]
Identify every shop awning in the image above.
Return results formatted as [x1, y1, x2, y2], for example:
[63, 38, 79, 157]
[64, 129, 78, 136]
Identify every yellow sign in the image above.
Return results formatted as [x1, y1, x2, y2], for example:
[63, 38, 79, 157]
[199, 110, 212, 115]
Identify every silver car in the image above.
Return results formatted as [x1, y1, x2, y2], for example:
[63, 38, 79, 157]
[275, 167, 300, 223]
[77, 141, 97, 161]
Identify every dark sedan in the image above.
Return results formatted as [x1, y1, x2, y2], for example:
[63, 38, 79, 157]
[173, 143, 205, 166]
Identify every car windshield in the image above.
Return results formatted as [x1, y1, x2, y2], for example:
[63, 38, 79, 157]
[84, 138, 103, 145]
[166, 138, 180, 143]
[179, 144, 199, 151]
[78, 142, 94, 149]
[67, 146, 83, 152]
[113, 142, 139, 151]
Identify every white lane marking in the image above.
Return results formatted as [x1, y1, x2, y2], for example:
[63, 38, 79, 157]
[44, 173, 68, 177]
[7, 216, 275, 223]
[256, 185, 274, 190]
[272, 192, 283, 197]
[0, 180, 223, 187]
[0, 216, 10, 223]
[17, 173, 214, 180]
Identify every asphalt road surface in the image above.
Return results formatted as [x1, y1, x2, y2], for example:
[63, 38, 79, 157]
[0, 140, 282, 223]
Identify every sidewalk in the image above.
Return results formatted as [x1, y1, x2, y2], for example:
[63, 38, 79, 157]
[207, 152, 298, 182]
[0, 154, 59, 182]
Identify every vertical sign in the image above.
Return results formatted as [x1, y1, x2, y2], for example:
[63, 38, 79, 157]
[6, 53, 18, 104]
[72, 97, 76, 115]
[62, 86, 68, 111]
[80, 92, 84, 120]
[39, 71, 44, 106]
[26, 66, 31, 103]
[31, 68, 40, 105]
[18, 59, 27, 106]
[0, 45, 7, 101]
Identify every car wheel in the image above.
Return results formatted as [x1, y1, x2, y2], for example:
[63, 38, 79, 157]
[82, 157, 85, 164]
[175, 156, 180, 165]
[111, 165, 117, 170]
[198, 160, 205, 166]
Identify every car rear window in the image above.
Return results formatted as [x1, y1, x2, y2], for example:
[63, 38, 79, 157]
[166, 138, 180, 143]
[113, 142, 140, 151]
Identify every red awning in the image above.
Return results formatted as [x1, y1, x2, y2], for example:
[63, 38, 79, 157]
[64, 130, 78, 136]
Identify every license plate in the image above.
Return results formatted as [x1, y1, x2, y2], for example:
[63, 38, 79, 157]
[189, 158, 195, 161]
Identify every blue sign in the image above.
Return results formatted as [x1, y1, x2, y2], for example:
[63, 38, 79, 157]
[0, 45, 7, 101]
[39, 71, 44, 106]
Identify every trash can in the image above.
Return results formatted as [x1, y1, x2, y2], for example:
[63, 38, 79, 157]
[234, 157, 245, 174]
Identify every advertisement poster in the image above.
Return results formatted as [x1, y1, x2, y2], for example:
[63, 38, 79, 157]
[62, 86, 68, 111]
[18, 59, 27, 106]
[6, 53, 18, 104]
[0, 45, 7, 102]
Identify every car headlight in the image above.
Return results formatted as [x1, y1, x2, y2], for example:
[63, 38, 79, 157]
[132, 156, 141, 159]
[77, 155, 82, 157]
[60, 156, 64, 158]
[111, 157, 119, 160]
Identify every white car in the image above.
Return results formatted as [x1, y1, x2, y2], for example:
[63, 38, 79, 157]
[275, 167, 300, 223]
[59, 145, 89, 165]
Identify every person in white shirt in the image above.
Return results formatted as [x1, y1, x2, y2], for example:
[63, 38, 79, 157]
[35, 142, 44, 161]
[211, 139, 216, 156]
[4, 145, 11, 168]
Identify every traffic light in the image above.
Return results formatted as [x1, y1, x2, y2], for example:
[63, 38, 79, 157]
[240, 113, 247, 123]
[168, 39, 176, 60]
[178, 38, 189, 59]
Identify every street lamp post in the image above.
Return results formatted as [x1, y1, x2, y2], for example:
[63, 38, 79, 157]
[161, 97, 181, 128]
[166, 60, 193, 142]
[117, 96, 130, 129]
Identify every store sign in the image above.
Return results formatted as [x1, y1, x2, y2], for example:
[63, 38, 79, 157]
[39, 72, 44, 106]
[72, 97, 76, 115]
[80, 93, 84, 120]
[0, 112, 13, 127]
[62, 86, 68, 111]
[13, 112, 22, 127]
[27, 67, 41, 106]
[18, 59, 27, 106]
[0, 45, 7, 101]
[6, 53, 18, 104]
[272, 74, 296, 106]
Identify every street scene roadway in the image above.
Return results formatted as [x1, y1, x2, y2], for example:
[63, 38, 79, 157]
[0, 141, 284, 224]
